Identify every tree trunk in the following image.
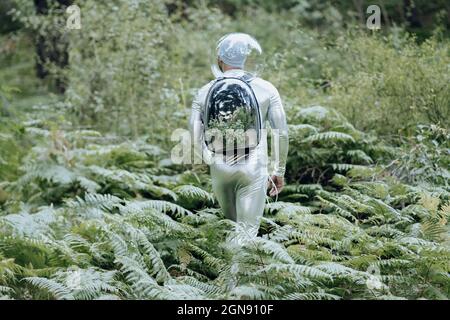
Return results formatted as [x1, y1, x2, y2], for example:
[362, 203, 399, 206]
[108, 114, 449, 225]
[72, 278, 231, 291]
[33, 0, 72, 93]
[403, 0, 422, 28]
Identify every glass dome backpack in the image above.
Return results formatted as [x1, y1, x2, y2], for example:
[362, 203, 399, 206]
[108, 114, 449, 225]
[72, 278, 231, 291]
[203, 74, 262, 157]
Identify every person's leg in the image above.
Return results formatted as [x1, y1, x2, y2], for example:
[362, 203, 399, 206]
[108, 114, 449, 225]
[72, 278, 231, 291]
[235, 174, 267, 228]
[211, 147, 268, 225]
[211, 166, 237, 221]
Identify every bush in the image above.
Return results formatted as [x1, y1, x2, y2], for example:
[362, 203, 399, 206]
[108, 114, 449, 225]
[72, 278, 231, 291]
[327, 31, 450, 136]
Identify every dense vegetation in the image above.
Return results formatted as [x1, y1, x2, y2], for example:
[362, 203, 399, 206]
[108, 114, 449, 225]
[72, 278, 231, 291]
[0, 0, 449, 300]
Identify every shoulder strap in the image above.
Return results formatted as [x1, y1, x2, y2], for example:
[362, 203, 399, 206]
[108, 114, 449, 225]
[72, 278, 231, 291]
[239, 73, 255, 83]
[214, 73, 254, 83]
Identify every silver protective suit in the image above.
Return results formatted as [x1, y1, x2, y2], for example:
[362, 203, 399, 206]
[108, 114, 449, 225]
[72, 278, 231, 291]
[189, 69, 289, 228]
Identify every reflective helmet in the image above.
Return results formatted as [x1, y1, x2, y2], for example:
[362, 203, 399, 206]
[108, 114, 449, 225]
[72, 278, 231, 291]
[211, 33, 263, 78]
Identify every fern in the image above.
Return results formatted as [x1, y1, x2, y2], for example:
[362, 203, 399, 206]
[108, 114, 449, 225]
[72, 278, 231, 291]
[1, 103, 449, 300]
[302, 131, 355, 144]
[174, 185, 214, 203]
[284, 292, 340, 300]
[25, 277, 74, 299]
[122, 200, 192, 218]
[67, 193, 122, 211]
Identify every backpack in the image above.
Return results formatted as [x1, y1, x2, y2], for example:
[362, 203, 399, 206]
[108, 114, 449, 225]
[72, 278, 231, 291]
[203, 74, 262, 156]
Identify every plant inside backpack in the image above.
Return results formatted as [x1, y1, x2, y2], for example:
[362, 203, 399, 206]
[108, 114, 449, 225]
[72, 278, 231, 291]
[207, 106, 257, 150]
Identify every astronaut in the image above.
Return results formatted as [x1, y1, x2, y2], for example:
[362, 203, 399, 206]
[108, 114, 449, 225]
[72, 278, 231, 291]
[189, 33, 289, 232]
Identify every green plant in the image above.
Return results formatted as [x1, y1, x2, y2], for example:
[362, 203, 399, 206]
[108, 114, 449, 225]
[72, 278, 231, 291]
[2, 0, 449, 301]
[0, 107, 448, 300]
[387, 124, 450, 187]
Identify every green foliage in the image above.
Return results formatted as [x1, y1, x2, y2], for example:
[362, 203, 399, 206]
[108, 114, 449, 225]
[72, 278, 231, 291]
[327, 32, 450, 135]
[208, 107, 257, 147]
[286, 105, 390, 183]
[0, 107, 448, 300]
[1, 0, 449, 301]
[10, 0, 449, 141]
[388, 124, 450, 187]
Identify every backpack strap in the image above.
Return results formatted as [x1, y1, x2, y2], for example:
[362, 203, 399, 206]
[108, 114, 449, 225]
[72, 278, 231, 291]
[239, 73, 255, 83]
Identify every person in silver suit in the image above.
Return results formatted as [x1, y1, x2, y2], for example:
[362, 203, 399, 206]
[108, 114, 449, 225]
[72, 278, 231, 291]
[189, 33, 289, 232]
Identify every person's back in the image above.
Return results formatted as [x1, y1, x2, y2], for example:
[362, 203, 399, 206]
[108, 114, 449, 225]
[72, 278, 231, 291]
[189, 33, 288, 234]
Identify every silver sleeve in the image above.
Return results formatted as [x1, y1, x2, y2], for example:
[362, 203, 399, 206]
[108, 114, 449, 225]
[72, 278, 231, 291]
[267, 87, 289, 177]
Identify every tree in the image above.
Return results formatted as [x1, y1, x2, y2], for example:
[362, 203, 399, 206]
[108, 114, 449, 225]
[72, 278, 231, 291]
[33, 0, 73, 93]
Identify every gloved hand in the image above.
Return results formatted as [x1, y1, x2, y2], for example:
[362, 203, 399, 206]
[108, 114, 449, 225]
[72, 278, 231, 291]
[268, 175, 284, 197]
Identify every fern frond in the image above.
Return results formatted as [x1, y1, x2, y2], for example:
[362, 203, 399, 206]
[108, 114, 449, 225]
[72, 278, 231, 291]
[284, 292, 340, 300]
[123, 200, 192, 218]
[303, 131, 355, 144]
[25, 277, 73, 299]
[66, 193, 122, 211]
[259, 263, 333, 281]
[134, 231, 171, 282]
[346, 149, 373, 164]
[174, 185, 214, 203]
